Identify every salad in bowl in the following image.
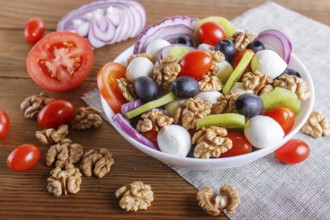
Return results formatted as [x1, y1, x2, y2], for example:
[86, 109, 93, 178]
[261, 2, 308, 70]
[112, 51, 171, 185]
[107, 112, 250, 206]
[98, 16, 314, 170]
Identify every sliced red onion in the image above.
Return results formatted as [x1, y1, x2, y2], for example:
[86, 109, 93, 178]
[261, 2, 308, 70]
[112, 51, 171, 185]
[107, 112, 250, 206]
[121, 99, 144, 114]
[57, 0, 146, 49]
[113, 113, 160, 151]
[158, 44, 195, 60]
[256, 29, 292, 64]
[134, 16, 199, 54]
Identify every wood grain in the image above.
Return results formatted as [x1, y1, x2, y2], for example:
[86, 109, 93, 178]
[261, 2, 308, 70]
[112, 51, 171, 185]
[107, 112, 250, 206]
[0, 0, 329, 219]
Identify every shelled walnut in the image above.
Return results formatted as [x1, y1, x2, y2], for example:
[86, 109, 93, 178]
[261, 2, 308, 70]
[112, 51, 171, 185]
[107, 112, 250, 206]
[115, 181, 154, 212]
[192, 126, 232, 159]
[47, 164, 82, 197]
[136, 110, 174, 133]
[174, 98, 212, 130]
[20, 92, 55, 119]
[273, 74, 310, 100]
[232, 30, 256, 51]
[80, 148, 114, 178]
[242, 71, 273, 94]
[35, 124, 68, 145]
[212, 93, 238, 114]
[199, 75, 223, 92]
[301, 111, 330, 138]
[46, 139, 84, 168]
[197, 185, 240, 216]
[207, 50, 225, 75]
[71, 107, 103, 130]
[116, 78, 137, 102]
[152, 55, 180, 90]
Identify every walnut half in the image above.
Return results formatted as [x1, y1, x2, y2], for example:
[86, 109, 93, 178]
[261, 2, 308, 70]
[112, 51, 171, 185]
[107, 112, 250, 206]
[197, 185, 240, 216]
[136, 110, 174, 133]
[35, 124, 69, 145]
[47, 164, 82, 197]
[301, 111, 330, 138]
[115, 181, 154, 212]
[20, 92, 55, 119]
[80, 148, 114, 178]
[71, 107, 103, 130]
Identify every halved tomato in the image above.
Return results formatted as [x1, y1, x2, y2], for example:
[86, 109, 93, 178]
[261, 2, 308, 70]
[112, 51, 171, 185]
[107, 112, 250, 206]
[26, 32, 94, 92]
[97, 62, 127, 113]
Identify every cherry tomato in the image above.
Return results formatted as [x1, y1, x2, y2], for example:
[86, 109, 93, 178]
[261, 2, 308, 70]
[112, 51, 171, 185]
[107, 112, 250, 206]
[26, 32, 94, 92]
[37, 100, 74, 129]
[0, 109, 10, 139]
[178, 50, 213, 80]
[97, 62, 127, 114]
[221, 132, 252, 157]
[7, 144, 40, 171]
[198, 21, 226, 46]
[264, 107, 295, 135]
[142, 130, 158, 143]
[24, 17, 45, 44]
[274, 139, 310, 164]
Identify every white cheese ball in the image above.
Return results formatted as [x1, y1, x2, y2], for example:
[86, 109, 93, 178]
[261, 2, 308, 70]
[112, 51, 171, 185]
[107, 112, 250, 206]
[164, 98, 187, 116]
[126, 57, 154, 82]
[157, 125, 191, 157]
[215, 60, 234, 84]
[146, 39, 171, 61]
[197, 43, 214, 51]
[194, 91, 222, 104]
[244, 115, 284, 149]
[251, 50, 287, 79]
[230, 82, 253, 95]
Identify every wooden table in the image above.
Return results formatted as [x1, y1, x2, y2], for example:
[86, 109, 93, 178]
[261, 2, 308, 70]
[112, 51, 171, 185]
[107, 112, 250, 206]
[0, 0, 329, 219]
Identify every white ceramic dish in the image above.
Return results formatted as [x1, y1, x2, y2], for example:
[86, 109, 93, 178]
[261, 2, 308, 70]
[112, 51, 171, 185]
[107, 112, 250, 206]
[100, 45, 315, 170]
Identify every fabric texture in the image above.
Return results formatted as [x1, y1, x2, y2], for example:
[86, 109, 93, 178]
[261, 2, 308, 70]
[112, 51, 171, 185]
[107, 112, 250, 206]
[83, 2, 330, 219]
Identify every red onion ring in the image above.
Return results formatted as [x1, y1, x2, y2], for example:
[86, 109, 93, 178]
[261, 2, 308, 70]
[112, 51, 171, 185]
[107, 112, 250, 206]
[134, 16, 199, 54]
[57, 0, 146, 49]
[256, 29, 292, 64]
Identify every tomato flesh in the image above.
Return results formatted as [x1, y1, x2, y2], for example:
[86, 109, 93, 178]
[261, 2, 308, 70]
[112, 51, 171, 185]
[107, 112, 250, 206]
[264, 107, 295, 135]
[221, 132, 252, 157]
[198, 21, 226, 46]
[178, 50, 213, 80]
[37, 100, 74, 129]
[0, 109, 10, 139]
[97, 62, 127, 114]
[7, 144, 40, 171]
[274, 139, 310, 164]
[24, 17, 45, 44]
[26, 32, 94, 92]
[142, 130, 158, 143]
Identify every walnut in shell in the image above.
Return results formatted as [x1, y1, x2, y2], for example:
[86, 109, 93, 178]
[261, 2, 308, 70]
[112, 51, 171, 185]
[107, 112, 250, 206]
[115, 181, 154, 212]
[47, 164, 82, 197]
[46, 139, 84, 168]
[80, 148, 114, 178]
[197, 185, 240, 216]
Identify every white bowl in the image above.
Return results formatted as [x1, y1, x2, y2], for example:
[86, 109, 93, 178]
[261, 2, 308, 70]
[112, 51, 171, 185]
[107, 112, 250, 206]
[100, 45, 315, 170]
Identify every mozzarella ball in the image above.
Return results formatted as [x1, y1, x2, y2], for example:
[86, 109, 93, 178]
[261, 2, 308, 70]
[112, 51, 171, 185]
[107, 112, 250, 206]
[215, 60, 233, 84]
[230, 82, 253, 95]
[251, 50, 287, 79]
[126, 57, 154, 82]
[157, 125, 191, 157]
[164, 98, 187, 116]
[244, 115, 284, 149]
[146, 39, 171, 61]
[197, 43, 215, 51]
[194, 91, 222, 104]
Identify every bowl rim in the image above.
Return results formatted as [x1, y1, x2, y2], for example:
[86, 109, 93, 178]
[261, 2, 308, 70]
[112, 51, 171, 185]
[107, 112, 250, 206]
[100, 45, 315, 170]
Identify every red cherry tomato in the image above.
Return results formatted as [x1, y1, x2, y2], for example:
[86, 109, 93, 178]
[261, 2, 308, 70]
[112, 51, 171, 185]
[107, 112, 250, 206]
[178, 50, 213, 80]
[0, 109, 10, 139]
[37, 100, 74, 129]
[142, 130, 158, 143]
[274, 139, 310, 164]
[97, 62, 127, 114]
[26, 32, 94, 92]
[264, 107, 295, 135]
[198, 21, 226, 46]
[7, 144, 40, 171]
[24, 17, 45, 44]
[221, 132, 252, 157]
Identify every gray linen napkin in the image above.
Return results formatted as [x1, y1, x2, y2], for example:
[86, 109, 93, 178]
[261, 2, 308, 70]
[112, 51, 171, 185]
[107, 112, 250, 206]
[83, 2, 330, 219]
